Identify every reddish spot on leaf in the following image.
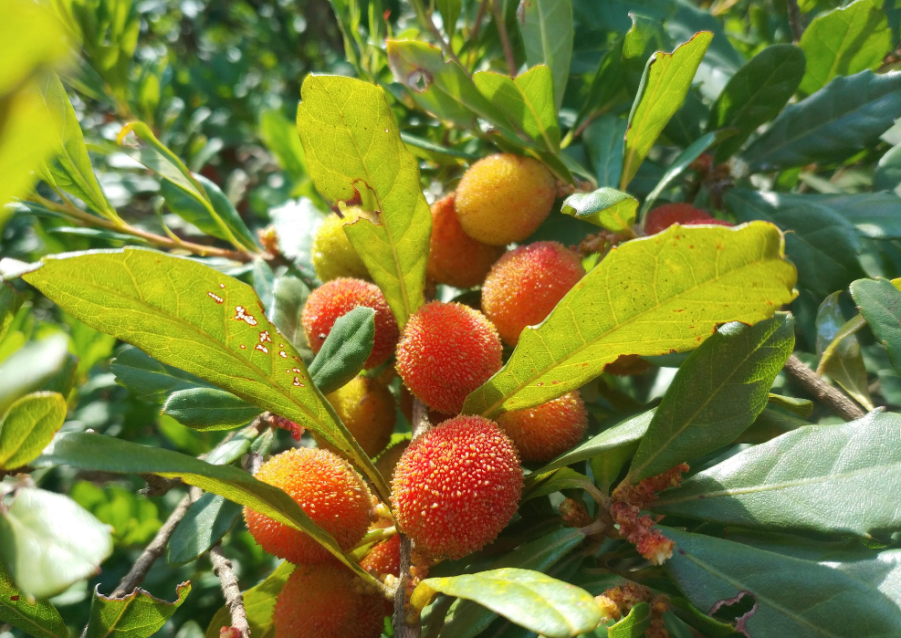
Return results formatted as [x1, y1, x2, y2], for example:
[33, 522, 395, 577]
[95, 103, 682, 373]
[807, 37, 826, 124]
[10, 595, 19, 601]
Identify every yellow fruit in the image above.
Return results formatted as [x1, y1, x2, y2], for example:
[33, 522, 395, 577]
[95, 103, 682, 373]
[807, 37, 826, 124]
[321, 376, 396, 458]
[454, 154, 556, 246]
[312, 207, 372, 282]
[426, 194, 505, 287]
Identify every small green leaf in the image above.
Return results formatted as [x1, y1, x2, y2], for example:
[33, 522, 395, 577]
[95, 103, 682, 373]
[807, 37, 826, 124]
[204, 425, 260, 466]
[851, 278, 901, 375]
[621, 31, 712, 189]
[517, 0, 574, 110]
[625, 314, 794, 483]
[296, 74, 431, 329]
[474, 66, 560, 152]
[205, 561, 294, 638]
[0, 285, 23, 344]
[707, 44, 806, 162]
[0, 487, 113, 599]
[34, 432, 382, 588]
[22, 248, 387, 498]
[168, 494, 242, 566]
[799, 0, 891, 95]
[584, 115, 627, 189]
[818, 313, 868, 375]
[744, 70, 901, 171]
[662, 527, 901, 637]
[307, 306, 375, 395]
[0, 561, 67, 638]
[0, 391, 67, 469]
[413, 568, 600, 638]
[607, 601, 650, 637]
[815, 292, 873, 410]
[463, 223, 797, 417]
[653, 411, 901, 537]
[0, 335, 68, 416]
[767, 393, 814, 417]
[84, 582, 191, 638]
[111, 345, 211, 402]
[162, 388, 262, 431]
[642, 130, 719, 213]
[560, 188, 637, 233]
[436, 0, 461, 38]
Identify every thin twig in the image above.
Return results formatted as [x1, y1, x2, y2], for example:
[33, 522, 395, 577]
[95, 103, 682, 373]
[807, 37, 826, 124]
[786, 0, 804, 43]
[210, 543, 251, 638]
[784, 354, 866, 421]
[492, 0, 517, 77]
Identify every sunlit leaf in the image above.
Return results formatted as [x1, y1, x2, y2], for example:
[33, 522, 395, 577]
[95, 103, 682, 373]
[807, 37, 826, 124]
[84, 582, 191, 638]
[0, 392, 67, 470]
[561, 188, 637, 233]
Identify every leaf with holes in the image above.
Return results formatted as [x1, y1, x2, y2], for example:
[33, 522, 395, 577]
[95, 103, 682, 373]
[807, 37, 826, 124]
[84, 582, 191, 638]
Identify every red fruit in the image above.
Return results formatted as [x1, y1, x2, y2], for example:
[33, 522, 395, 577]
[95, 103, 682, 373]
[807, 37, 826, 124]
[427, 194, 505, 288]
[359, 534, 401, 578]
[395, 302, 502, 414]
[390, 415, 523, 559]
[643, 203, 733, 236]
[496, 391, 588, 462]
[273, 563, 390, 638]
[481, 241, 584, 346]
[302, 278, 399, 369]
[244, 448, 372, 564]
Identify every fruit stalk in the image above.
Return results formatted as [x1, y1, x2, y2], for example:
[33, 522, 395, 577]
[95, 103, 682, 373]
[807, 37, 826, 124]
[210, 543, 251, 638]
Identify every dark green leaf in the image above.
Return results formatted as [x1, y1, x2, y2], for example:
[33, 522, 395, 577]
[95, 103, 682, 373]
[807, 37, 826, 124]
[0, 334, 68, 415]
[560, 188, 637, 233]
[815, 292, 872, 410]
[799, 0, 891, 95]
[0, 561, 67, 638]
[474, 66, 560, 152]
[642, 130, 719, 213]
[270, 276, 313, 365]
[707, 44, 806, 162]
[874, 143, 901, 193]
[111, 345, 211, 402]
[0, 391, 67, 469]
[743, 70, 901, 171]
[626, 314, 794, 483]
[205, 562, 294, 638]
[851, 278, 901, 374]
[413, 568, 600, 638]
[307, 306, 375, 395]
[162, 388, 262, 431]
[84, 582, 190, 638]
[253, 259, 276, 314]
[168, 494, 242, 566]
[654, 411, 901, 537]
[662, 527, 901, 637]
[0, 487, 113, 599]
[517, 0, 573, 110]
[584, 115, 627, 189]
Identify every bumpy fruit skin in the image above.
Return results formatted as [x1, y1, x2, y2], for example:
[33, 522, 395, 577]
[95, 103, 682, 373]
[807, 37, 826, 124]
[482, 241, 584, 346]
[273, 563, 389, 638]
[496, 391, 588, 462]
[322, 376, 395, 458]
[360, 534, 401, 578]
[302, 278, 399, 369]
[395, 302, 502, 414]
[427, 194, 505, 287]
[391, 415, 523, 559]
[312, 207, 372, 282]
[644, 203, 732, 236]
[455, 154, 556, 245]
[243, 448, 372, 564]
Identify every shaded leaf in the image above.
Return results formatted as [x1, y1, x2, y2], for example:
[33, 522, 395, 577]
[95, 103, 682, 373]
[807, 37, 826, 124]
[84, 582, 191, 638]
[0, 335, 68, 416]
[584, 115, 627, 189]
[517, 0, 574, 110]
[874, 143, 901, 193]
[0, 392, 67, 470]
[463, 223, 797, 417]
[437, 0, 462, 38]
[561, 188, 637, 233]
[0, 561, 67, 638]
[474, 66, 560, 152]
[270, 276, 313, 364]
[851, 278, 901, 375]
[168, 494, 242, 566]
[162, 388, 262, 431]
[815, 292, 872, 410]
[307, 306, 375, 395]
[111, 345, 211, 403]
[608, 601, 650, 637]
[642, 130, 719, 213]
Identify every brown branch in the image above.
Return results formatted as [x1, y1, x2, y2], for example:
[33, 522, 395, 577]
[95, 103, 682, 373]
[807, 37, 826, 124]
[492, 0, 517, 77]
[784, 354, 866, 421]
[786, 0, 804, 43]
[210, 543, 251, 638]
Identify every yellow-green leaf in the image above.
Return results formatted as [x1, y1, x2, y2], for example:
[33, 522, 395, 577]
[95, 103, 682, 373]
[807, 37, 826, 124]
[296, 75, 430, 329]
[474, 66, 560, 152]
[463, 223, 797, 417]
[0, 391, 67, 470]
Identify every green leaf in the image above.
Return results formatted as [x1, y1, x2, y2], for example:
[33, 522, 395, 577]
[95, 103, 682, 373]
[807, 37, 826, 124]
[0, 487, 113, 599]
[21, 248, 387, 498]
[413, 568, 600, 638]
[815, 292, 873, 410]
[270, 276, 314, 364]
[40, 74, 119, 223]
[463, 223, 797, 417]
[653, 411, 901, 537]
[622, 16, 669, 93]
[707, 44, 806, 163]
[799, 0, 891, 95]
[0, 392, 67, 470]
[33, 432, 382, 588]
[0, 285, 23, 344]
[0, 561, 67, 638]
[607, 601, 650, 637]
[440, 529, 587, 638]
[851, 278, 901, 375]
[875, 143, 901, 193]
[662, 526, 901, 637]
[767, 393, 814, 417]
[642, 130, 719, 213]
[584, 115, 627, 189]
[437, 0, 462, 38]
[517, 0, 573, 111]
[743, 70, 901, 171]
[625, 314, 794, 483]
[474, 66, 560, 152]
[205, 561, 294, 638]
[621, 31, 712, 190]
[84, 582, 190, 638]
[119, 122, 257, 252]
[162, 388, 262, 431]
[307, 306, 375, 395]
[167, 493, 242, 566]
[296, 74, 431, 329]
[0, 85, 59, 210]
[158, 174, 258, 250]
[111, 345, 211, 402]
[0, 334, 68, 416]
[560, 188, 637, 233]
[0, 1, 69, 96]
